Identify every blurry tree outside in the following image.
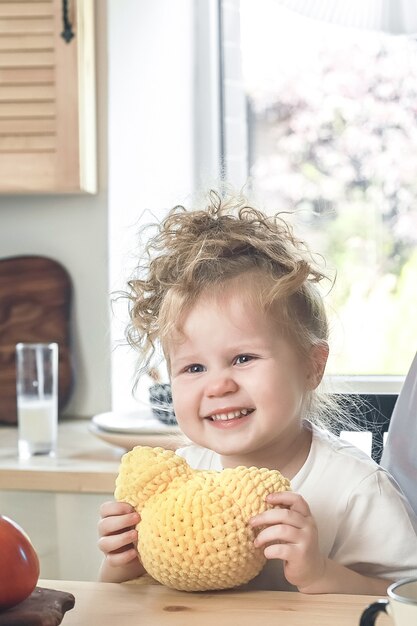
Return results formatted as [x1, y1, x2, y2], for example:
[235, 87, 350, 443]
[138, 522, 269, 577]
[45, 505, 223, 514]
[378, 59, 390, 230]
[240, 1, 417, 375]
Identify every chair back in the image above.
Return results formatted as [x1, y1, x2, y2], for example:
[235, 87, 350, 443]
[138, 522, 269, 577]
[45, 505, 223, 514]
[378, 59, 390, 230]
[330, 394, 397, 464]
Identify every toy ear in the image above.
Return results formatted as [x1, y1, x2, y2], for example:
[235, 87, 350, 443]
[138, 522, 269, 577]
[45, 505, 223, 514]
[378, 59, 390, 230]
[114, 446, 192, 511]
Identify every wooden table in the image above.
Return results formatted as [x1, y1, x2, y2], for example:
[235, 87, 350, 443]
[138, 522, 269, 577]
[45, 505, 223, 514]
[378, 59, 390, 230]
[40, 579, 390, 626]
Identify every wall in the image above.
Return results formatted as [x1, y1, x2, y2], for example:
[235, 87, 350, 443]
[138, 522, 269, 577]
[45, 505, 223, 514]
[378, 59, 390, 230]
[0, 2, 111, 418]
[0, 1, 200, 418]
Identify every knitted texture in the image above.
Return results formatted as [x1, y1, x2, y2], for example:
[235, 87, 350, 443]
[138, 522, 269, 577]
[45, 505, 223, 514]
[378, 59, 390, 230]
[115, 446, 291, 591]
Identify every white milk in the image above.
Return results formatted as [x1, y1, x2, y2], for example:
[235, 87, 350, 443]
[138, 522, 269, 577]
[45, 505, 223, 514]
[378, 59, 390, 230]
[18, 396, 57, 457]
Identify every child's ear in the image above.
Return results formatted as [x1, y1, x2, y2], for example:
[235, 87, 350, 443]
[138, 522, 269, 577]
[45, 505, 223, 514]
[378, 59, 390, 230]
[307, 341, 329, 389]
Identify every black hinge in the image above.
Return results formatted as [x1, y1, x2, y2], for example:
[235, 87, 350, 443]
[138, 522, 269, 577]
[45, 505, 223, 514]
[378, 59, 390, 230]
[61, 0, 75, 43]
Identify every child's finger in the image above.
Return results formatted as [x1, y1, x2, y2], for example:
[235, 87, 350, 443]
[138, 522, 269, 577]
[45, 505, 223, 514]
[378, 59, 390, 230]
[100, 501, 137, 518]
[98, 528, 138, 555]
[263, 543, 293, 561]
[98, 512, 140, 537]
[105, 547, 139, 567]
[249, 507, 305, 529]
[265, 491, 311, 516]
[254, 523, 300, 548]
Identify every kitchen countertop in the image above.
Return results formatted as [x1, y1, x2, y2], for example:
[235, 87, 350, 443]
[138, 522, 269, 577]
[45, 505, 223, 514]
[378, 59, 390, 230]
[0, 418, 180, 494]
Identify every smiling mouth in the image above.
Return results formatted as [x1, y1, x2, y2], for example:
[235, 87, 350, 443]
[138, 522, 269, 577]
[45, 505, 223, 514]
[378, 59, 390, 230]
[207, 408, 255, 422]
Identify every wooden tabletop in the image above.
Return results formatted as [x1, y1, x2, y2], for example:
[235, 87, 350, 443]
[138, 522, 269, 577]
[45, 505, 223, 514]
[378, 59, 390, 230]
[39, 579, 390, 626]
[0, 418, 181, 494]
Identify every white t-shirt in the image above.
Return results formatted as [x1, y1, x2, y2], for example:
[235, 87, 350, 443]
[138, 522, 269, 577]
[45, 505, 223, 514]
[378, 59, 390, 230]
[176, 422, 417, 591]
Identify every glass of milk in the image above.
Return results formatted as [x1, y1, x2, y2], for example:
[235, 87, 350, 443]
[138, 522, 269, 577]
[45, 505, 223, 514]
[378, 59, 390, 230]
[15, 343, 58, 459]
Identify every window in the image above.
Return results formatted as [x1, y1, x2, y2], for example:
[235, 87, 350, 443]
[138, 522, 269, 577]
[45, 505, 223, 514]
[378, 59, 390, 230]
[220, 0, 417, 385]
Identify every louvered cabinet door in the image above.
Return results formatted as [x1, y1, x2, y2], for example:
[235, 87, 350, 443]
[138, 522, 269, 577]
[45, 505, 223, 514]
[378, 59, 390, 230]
[0, 0, 96, 193]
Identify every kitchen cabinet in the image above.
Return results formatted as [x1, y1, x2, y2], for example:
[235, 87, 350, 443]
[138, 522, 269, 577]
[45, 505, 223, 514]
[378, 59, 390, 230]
[0, 419, 120, 580]
[0, 0, 96, 193]
[0, 490, 108, 581]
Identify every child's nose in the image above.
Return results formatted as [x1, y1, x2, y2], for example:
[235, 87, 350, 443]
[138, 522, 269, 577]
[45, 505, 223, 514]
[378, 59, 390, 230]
[205, 374, 238, 397]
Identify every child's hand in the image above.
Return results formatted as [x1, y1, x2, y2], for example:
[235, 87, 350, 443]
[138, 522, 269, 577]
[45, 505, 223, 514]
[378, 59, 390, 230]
[98, 501, 140, 568]
[249, 491, 326, 590]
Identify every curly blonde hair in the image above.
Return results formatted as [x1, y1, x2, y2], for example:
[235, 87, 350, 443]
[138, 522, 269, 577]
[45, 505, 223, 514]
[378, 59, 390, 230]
[127, 189, 330, 373]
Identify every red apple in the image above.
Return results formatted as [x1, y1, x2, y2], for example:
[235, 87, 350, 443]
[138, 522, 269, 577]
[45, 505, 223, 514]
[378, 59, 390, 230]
[0, 515, 40, 610]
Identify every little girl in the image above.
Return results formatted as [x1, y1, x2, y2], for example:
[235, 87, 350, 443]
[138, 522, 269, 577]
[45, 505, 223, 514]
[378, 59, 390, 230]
[98, 190, 417, 592]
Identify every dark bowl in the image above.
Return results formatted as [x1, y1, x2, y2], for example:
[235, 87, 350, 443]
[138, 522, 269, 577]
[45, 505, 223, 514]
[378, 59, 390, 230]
[148, 383, 177, 426]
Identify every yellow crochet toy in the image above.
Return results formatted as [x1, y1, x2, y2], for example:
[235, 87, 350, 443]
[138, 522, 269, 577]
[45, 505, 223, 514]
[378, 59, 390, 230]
[115, 446, 291, 591]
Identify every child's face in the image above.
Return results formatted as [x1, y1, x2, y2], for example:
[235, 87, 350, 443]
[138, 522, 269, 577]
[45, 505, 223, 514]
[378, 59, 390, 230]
[168, 288, 316, 462]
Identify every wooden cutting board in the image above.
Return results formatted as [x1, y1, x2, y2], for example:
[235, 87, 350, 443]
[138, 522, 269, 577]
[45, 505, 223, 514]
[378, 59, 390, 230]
[0, 256, 73, 424]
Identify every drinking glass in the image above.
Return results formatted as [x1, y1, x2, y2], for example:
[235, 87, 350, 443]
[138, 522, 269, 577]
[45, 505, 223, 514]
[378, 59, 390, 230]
[16, 342, 58, 459]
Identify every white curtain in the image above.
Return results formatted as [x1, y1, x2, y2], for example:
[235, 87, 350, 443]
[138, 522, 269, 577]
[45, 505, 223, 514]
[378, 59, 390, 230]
[381, 352, 417, 516]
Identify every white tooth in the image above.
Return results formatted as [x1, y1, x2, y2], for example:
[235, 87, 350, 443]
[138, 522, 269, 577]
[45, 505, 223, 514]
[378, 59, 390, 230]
[211, 410, 251, 421]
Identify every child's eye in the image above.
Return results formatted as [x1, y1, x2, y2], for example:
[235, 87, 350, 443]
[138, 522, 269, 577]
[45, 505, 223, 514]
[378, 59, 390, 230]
[234, 354, 254, 365]
[185, 363, 205, 374]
